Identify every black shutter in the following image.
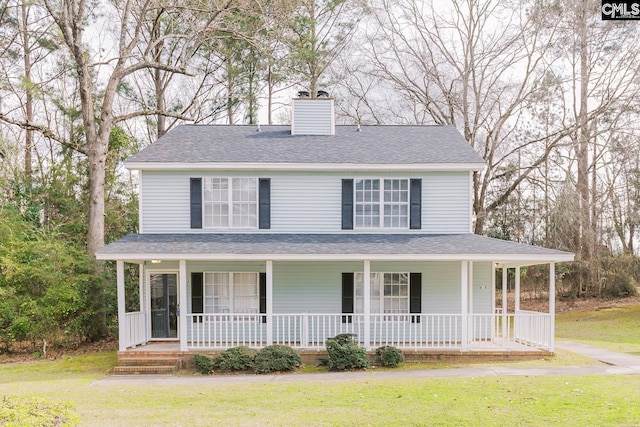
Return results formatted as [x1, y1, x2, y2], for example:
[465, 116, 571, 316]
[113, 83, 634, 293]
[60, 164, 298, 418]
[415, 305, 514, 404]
[191, 272, 203, 323]
[410, 179, 422, 230]
[259, 178, 271, 229]
[342, 179, 354, 230]
[190, 178, 202, 229]
[342, 273, 354, 323]
[410, 273, 422, 323]
[259, 272, 267, 323]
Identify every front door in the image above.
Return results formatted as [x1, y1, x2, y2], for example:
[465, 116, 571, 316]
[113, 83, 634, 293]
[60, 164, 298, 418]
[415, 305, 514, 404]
[150, 273, 178, 339]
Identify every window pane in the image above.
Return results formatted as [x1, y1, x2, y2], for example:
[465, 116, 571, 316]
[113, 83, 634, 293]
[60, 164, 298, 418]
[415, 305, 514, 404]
[231, 179, 257, 228]
[355, 180, 381, 229]
[233, 273, 259, 313]
[382, 180, 408, 229]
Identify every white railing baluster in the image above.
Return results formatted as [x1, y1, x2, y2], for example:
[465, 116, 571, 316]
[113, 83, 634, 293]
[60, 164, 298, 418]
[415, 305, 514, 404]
[182, 311, 552, 352]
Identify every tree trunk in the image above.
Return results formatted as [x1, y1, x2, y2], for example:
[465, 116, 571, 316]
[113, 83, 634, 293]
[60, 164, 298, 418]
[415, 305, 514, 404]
[21, 0, 33, 178]
[576, 5, 591, 295]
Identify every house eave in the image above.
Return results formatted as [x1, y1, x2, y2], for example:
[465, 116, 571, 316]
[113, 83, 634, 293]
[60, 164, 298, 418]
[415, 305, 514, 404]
[96, 252, 574, 264]
[124, 161, 487, 172]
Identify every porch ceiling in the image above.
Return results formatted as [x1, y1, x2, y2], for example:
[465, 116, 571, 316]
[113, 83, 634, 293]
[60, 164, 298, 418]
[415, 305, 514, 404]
[96, 233, 574, 265]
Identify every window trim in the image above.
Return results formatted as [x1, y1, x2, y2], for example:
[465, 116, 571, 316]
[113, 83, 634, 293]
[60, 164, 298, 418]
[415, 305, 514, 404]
[353, 178, 410, 230]
[202, 177, 259, 230]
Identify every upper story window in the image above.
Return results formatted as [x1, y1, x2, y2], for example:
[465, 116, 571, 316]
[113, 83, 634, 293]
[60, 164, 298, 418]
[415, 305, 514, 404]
[355, 179, 409, 229]
[203, 178, 257, 229]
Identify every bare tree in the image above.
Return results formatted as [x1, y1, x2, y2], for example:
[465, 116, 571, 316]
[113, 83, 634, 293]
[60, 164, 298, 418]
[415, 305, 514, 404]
[287, 0, 367, 98]
[351, 0, 573, 234]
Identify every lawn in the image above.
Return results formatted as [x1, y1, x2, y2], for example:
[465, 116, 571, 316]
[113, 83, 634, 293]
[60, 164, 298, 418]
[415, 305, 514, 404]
[556, 304, 640, 355]
[2, 304, 640, 426]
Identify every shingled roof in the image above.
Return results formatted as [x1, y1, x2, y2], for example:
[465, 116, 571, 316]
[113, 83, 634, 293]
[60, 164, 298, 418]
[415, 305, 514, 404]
[96, 233, 574, 264]
[125, 125, 485, 167]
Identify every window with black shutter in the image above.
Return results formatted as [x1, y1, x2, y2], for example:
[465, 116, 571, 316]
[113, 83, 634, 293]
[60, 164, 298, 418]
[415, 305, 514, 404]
[410, 273, 422, 323]
[342, 179, 354, 230]
[190, 178, 202, 229]
[410, 179, 422, 229]
[341, 273, 354, 323]
[258, 178, 271, 229]
[191, 272, 203, 323]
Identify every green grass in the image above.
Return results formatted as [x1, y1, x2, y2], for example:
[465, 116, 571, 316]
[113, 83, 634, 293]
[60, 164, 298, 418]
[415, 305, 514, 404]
[556, 305, 640, 355]
[2, 354, 640, 426]
[1, 304, 640, 426]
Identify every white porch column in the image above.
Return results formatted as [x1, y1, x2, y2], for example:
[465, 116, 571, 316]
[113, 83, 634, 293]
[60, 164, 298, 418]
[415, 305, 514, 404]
[515, 266, 521, 312]
[461, 261, 469, 352]
[363, 260, 371, 350]
[549, 262, 556, 352]
[179, 260, 188, 351]
[468, 262, 474, 314]
[117, 260, 127, 352]
[502, 267, 508, 341]
[468, 262, 474, 345]
[266, 260, 273, 346]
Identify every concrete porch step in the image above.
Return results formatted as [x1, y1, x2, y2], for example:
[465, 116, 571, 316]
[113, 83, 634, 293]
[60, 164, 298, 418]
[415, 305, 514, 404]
[112, 365, 177, 375]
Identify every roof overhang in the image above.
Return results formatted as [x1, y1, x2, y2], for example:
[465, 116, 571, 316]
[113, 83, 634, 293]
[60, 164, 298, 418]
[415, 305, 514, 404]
[124, 162, 487, 172]
[96, 233, 574, 266]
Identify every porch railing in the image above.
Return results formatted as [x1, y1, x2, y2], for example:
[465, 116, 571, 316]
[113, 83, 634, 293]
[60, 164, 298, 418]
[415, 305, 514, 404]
[185, 312, 552, 351]
[124, 311, 147, 348]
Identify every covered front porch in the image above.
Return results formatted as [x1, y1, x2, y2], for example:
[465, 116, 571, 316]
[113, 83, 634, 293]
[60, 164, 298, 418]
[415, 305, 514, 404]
[98, 233, 573, 356]
[115, 259, 557, 354]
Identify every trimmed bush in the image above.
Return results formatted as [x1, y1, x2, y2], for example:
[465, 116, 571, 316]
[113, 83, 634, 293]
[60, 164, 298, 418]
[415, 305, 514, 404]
[325, 333, 369, 371]
[375, 345, 404, 368]
[212, 346, 258, 372]
[194, 353, 217, 374]
[253, 345, 302, 374]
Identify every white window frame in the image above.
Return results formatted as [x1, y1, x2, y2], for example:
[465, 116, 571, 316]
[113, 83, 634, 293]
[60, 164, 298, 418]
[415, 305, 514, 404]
[202, 177, 258, 229]
[354, 178, 409, 229]
[203, 272, 260, 317]
[354, 272, 409, 315]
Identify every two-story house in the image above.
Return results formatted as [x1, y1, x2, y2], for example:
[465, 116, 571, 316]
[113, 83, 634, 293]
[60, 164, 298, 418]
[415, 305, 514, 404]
[97, 97, 573, 366]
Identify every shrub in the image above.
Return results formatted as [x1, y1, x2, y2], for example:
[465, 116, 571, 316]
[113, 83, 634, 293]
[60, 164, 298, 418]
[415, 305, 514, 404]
[603, 270, 637, 298]
[375, 345, 404, 368]
[194, 353, 217, 374]
[253, 345, 302, 374]
[325, 333, 369, 371]
[212, 346, 258, 372]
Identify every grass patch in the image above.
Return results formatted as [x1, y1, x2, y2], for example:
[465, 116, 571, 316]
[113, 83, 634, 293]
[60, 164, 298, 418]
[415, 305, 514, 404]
[0, 395, 80, 427]
[556, 305, 640, 354]
[2, 367, 640, 426]
[1, 305, 639, 425]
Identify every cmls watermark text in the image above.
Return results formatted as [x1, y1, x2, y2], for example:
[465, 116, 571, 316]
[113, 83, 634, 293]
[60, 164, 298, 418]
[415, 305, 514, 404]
[602, 1, 640, 19]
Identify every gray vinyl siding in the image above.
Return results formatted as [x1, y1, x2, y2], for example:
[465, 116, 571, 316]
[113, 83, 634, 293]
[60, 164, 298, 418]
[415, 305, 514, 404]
[271, 174, 341, 232]
[140, 171, 191, 233]
[291, 99, 334, 135]
[272, 261, 361, 313]
[421, 261, 462, 313]
[140, 171, 471, 234]
[472, 262, 492, 314]
[422, 172, 470, 234]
